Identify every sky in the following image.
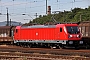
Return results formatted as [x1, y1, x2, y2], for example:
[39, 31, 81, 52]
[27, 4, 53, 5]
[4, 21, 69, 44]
[0, 0, 90, 24]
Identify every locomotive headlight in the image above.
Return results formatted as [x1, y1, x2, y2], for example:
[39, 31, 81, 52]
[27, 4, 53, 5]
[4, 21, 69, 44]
[77, 35, 79, 37]
[69, 41, 73, 44]
[77, 35, 80, 38]
[79, 41, 83, 44]
[68, 35, 72, 38]
[70, 35, 72, 37]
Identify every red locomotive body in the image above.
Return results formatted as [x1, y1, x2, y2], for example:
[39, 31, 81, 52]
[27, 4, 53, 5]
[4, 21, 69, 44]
[14, 24, 83, 48]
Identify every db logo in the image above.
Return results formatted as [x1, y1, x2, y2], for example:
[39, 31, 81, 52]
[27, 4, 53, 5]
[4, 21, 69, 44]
[36, 33, 38, 35]
[73, 35, 76, 37]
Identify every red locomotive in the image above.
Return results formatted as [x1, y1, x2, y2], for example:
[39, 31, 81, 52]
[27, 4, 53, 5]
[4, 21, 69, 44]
[14, 23, 83, 48]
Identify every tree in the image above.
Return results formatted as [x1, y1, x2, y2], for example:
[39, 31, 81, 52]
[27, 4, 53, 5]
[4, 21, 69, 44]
[27, 7, 90, 25]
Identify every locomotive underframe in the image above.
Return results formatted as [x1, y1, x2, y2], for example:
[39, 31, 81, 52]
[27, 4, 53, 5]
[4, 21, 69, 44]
[14, 40, 83, 48]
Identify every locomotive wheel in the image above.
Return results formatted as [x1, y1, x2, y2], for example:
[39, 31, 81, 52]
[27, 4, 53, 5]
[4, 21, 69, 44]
[23, 43, 28, 48]
[19, 43, 22, 47]
[61, 45, 65, 49]
[58, 44, 62, 49]
[29, 44, 32, 48]
[10, 42, 13, 45]
[16, 42, 20, 46]
[75, 46, 79, 50]
[50, 46, 56, 49]
[58, 46, 62, 49]
[27, 44, 30, 48]
[50, 46, 53, 49]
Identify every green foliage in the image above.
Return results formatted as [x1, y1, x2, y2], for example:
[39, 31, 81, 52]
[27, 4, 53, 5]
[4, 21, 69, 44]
[28, 6, 90, 24]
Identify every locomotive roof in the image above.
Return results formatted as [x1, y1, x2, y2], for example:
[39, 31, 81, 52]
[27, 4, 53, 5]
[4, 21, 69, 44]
[21, 25, 56, 28]
[16, 24, 78, 29]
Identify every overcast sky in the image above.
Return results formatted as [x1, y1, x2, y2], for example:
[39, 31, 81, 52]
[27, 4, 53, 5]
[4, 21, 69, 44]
[0, 0, 90, 23]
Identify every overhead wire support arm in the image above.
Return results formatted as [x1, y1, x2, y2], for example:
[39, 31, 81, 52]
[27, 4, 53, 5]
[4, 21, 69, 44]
[51, 11, 61, 24]
[22, 13, 34, 20]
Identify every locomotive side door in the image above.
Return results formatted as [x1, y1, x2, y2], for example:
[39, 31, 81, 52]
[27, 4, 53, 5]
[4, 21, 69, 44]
[57, 27, 65, 40]
[14, 29, 19, 39]
[56, 27, 61, 40]
[59, 27, 63, 40]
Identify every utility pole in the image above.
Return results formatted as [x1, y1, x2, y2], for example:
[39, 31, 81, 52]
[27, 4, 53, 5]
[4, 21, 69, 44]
[34, 13, 38, 23]
[6, 7, 9, 26]
[46, 0, 47, 14]
[10, 19, 11, 26]
[35, 13, 38, 18]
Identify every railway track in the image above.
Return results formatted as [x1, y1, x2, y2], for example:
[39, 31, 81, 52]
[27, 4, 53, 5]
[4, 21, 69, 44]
[0, 52, 89, 60]
[0, 45, 90, 60]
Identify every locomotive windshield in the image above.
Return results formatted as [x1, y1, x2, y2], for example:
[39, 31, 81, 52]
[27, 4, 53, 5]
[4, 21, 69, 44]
[66, 26, 80, 34]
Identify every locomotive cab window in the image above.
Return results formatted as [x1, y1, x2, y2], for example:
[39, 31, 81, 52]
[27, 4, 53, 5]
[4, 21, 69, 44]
[60, 28, 62, 32]
[66, 26, 80, 34]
